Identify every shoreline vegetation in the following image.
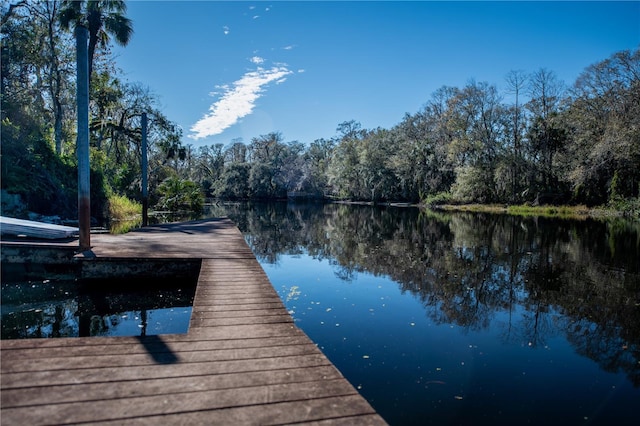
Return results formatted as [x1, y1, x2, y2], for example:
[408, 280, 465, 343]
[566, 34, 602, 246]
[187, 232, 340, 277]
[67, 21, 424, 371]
[333, 199, 637, 220]
[427, 203, 639, 220]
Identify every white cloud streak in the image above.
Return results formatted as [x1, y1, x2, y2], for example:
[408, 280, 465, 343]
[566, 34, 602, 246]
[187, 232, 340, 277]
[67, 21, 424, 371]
[189, 66, 293, 140]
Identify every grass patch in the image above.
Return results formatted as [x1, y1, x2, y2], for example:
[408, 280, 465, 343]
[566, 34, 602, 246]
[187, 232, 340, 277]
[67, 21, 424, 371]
[108, 194, 142, 234]
[422, 192, 455, 207]
[436, 204, 508, 214]
[431, 203, 618, 219]
[507, 204, 591, 219]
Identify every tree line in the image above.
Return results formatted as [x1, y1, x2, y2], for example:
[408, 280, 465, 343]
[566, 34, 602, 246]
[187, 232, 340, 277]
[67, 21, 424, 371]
[2, 1, 639, 224]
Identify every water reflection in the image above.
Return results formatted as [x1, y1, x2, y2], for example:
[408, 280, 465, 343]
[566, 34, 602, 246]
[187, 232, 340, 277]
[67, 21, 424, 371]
[1, 276, 197, 339]
[212, 202, 640, 424]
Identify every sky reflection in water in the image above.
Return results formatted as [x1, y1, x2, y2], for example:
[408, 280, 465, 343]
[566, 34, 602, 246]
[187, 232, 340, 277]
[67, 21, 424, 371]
[264, 254, 634, 425]
[1, 278, 195, 339]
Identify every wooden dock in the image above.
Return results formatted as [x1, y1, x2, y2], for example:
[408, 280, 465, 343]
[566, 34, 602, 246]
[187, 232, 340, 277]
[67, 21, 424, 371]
[0, 218, 387, 425]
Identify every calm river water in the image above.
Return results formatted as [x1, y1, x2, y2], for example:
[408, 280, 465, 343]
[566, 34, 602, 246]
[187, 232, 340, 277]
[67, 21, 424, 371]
[213, 201, 640, 426]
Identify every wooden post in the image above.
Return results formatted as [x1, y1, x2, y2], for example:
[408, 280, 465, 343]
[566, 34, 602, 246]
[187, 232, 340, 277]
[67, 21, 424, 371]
[76, 25, 91, 251]
[141, 112, 148, 227]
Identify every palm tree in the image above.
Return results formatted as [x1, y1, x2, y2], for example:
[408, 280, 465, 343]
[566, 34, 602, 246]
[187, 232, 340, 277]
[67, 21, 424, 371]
[59, 0, 133, 83]
[58, 1, 132, 249]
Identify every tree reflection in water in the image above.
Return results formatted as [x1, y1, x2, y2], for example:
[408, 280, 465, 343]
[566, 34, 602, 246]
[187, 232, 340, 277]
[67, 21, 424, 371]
[214, 201, 639, 424]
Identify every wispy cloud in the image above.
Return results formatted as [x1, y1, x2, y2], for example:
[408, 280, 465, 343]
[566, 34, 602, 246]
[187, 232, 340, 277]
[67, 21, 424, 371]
[222, 25, 230, 35]
[250, 56, 264, 65]
[189, 65, 293, 140]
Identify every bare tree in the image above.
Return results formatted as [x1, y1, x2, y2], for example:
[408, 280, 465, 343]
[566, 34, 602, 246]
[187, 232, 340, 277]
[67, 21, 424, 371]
[505, 70, 528, 201]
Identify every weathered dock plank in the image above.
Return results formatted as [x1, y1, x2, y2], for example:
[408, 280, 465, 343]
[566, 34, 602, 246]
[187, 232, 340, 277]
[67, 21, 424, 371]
[0, 335, 313, 360]
[1, 365, 344, 407]
[0, 218, 387, 425]
[90, 396, 382, 425]
[1, 379, 362, 425]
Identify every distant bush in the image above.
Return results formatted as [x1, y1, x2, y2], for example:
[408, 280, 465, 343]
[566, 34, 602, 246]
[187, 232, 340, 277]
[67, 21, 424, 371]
[0, 118, 77, 218]
[422, 192, 454, 207]
[156, 176, 204, 213]
[609, 197, 640, 218]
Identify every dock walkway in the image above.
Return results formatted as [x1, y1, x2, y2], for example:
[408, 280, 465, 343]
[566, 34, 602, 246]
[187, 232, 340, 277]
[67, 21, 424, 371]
[1, 218, 387, 425]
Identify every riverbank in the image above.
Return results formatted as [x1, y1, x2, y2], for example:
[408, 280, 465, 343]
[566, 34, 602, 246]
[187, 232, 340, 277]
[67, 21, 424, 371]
[119, 199, 640, 225]
[315, 199, 637, 220]
[430, 203, 637, 220]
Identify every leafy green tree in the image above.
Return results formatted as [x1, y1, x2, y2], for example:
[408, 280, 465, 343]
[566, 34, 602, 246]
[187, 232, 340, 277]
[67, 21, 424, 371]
[91, 71, 123, 150]
[1, 0, 72, 151]
[328, 121, 365, 199]
[19, 1, 75, 155]
[191, 143, 224, 196]
[156, 175, 203, 214]
[357, 128, 399, 202]
[247, 132, 284, 196]
[298, 138, 334, 197]
[328, 136, 359, 199]
[249, 162, 277, 199]
[215, 162, 250, 200]
[564, 49, 640, 206]
[245, 132, 304, 198]
[0, 118, 77, 218]
[86, 77, 183, 202]
[278, 141, 306, 193]
[447, 81, 506, 203]
[390, 90, 456, 202]
[389, 113, 429, 201]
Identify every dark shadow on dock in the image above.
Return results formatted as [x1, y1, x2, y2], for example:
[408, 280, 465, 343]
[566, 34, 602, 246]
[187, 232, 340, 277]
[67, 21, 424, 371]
[133, 218, 230, 235]
[136, 334, 179, 364]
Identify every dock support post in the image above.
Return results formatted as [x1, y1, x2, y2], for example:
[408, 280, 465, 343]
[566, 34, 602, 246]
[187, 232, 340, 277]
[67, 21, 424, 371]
[141, 112, 148, 227]
[76, 25, 91, 251]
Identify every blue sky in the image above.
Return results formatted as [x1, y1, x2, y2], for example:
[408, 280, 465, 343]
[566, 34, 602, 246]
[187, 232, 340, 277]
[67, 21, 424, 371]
[113, 1, 640, 147]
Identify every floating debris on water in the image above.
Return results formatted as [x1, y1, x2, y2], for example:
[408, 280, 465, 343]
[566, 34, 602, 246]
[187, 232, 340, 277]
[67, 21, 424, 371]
[286, 286, 301, 302]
